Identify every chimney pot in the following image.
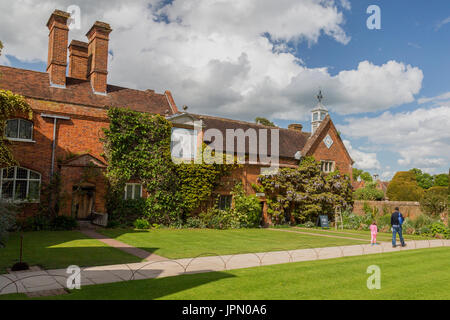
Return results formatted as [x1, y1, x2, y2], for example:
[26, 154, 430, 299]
[46, 10, 70, 87]
[288, 124, 303, 132]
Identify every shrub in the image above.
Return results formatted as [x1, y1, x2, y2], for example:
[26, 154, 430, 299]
[50, 216, 78, 231]
[420, 186, 448, 216]
[376, 213, 391, 229]
[185, 217, 206, 229]
[110, 198, 147, 227]
[199, 207, 240, 229]
[133, 218, 150, 229]
[0, 201, 18, 247]
[303, 221, 315, 228]
[231, 183, 262, 228]
[18, 214, 51, 231]
[354, 182, 385, 201]
[430, 222, 449, 238]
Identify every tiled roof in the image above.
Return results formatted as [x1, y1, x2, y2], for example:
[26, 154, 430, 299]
[193, 114, 311, 159]
[0, 65, 175, 115]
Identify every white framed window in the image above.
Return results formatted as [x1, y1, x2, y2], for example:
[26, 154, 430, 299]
[4, 119, 34, 141]
[312, 112, 319, 122]
[0, 167, 41, 202]
[124, 183, 142, 200]
[321, 161, 335, 173]
[171, 127, 198, 161]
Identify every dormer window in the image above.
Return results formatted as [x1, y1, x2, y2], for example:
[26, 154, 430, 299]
[320, 112, 326, 120]
[5, 119, 33, 141]
[313, 112, 319, 122]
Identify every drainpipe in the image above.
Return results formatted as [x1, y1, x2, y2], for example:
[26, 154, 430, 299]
[41, 114, 71, 177]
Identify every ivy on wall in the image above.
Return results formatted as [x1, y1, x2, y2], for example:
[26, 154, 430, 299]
[0, 90, 33, 166]
[254, 156, 353, 224]
[102, 107, 235, 224]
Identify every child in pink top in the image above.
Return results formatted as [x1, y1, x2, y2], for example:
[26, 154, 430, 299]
[369, 221, 378, 245]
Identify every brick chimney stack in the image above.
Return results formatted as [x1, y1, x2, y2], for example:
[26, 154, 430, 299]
[86, 21, 112, 94]
[68, 40, 89, 80]
[46, 10, 70, 87]
[288, 124, 303, 132]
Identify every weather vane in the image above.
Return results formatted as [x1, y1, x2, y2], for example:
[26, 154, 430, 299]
[317, 90, 323, 104]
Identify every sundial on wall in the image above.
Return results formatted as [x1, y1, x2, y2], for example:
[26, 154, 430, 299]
[323, 134, 333, 149]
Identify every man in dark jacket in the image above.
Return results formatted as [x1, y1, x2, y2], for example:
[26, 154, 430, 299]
[391, 207, 406, 247]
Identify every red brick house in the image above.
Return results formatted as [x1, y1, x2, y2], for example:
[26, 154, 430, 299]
[0, 10, 353, 224]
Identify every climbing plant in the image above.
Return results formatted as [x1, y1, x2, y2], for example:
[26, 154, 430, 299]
[255, 156, 353, 224]
[0, 90, 33, 166]
[102, 107, 235, 225]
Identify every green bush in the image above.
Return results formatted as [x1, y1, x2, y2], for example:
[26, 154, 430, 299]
[353, 182, 385, 201]
[232, 183, 262, 228]
[133, 218, 150, 229]
[199, 207, 240, 229]
[110, 198, 147, 226]
[376, 213, 391, 229]
[303, 221, 315, 228]
[420, 186, 448, 216]
[50, 216, 78, 231]
[185, 217, 206, 229]
[430, 222, 449, 238]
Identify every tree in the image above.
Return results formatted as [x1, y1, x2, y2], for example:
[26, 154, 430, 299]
[256, 157, 353, 224]
[386, 171, 424, 201]
[434, 173, 449, 187]
[352, 168, 373, 182]
[420, 186, 448, 216]
[255, 117, 276, 127]
[410, 168, 434, 189]
[353, 181, 385, 200]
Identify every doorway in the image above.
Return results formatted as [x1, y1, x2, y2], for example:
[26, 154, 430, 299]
[71, 185, 95, 220]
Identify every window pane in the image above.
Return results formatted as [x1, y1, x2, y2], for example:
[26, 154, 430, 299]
[19, 120, 32, 140]
[3, 167, 14, 179]
[1, 181, 13, 199]
[14, 180, 27, 200]
[125, 185, 133, 200]
[134, 184, 142, 199]
[313, 113, 319, 121]
[5, 120, 18, 138]
[28, 181, 40, 200]
[16, 167, 28, 179]
[30, 171, 40, 180]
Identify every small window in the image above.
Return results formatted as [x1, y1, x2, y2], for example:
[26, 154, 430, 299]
[320, 112, 326, 120]
[124, 183, 142, 200]
[312, 112, 319, 122]
[321, 161, 335, 173]
[0, 166, 41, 202]
[4, 119, 33, 141]
[218, 195, 232, 210]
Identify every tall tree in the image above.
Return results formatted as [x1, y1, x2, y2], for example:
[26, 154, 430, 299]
[434, 173, 449, 187]
[410, 168, 434, 189]
[352, 168, 373, 182]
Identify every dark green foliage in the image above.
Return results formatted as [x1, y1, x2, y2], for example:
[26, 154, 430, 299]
[434, 173, 449, 187]
[50, 216, 78, 231]
[133, 218, 150, 229]
[0, 90, 33, 166]
[420, 186, 448, 216]
[255, 117, 276, 127]
[410, 168, 434, 189]
[109, 198, 147, 227]
[353, 181, 385, 200]
[386, 171, 424, 201]
[256, 157, 353, 225]
[231, 183, 262, 228]
[0, 200, 18, 247]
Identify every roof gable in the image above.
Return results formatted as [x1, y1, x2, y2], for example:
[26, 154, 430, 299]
[61, 153, 107, 168]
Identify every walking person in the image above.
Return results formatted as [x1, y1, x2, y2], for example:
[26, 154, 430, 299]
[369, 221, 378, 245]
[391, 207, 406, 248]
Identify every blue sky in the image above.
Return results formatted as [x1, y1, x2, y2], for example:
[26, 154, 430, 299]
[1, 0, 449, 180]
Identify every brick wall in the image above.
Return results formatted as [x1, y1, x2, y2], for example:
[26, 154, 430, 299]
[353, 200, 423, 218]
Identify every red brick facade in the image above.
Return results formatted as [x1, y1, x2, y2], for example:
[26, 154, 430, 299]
[0, 10, 354, 224]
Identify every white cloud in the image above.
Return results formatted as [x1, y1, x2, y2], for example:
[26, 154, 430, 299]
[0, 0, 423, 121]
[418, 91, 450, 105]
[435, 16, 450, 31]
[343, 140, 381, 170]
[340, 106, 450, 172]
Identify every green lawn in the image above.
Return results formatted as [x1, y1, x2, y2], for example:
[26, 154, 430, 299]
[4, 247, 449, 300]
[286, 227, 434, 242]
[0, 231, 142, 273]
[98, 228, 366, 259]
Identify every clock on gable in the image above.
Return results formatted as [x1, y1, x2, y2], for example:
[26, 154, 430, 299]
[323, 134, 333, 149]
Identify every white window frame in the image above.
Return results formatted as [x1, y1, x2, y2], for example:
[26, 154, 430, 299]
[320, 161, 335, 173]
[0, 166, 41, 203]
[124, 183, 143, 200]
[4, 119, 35, 142]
